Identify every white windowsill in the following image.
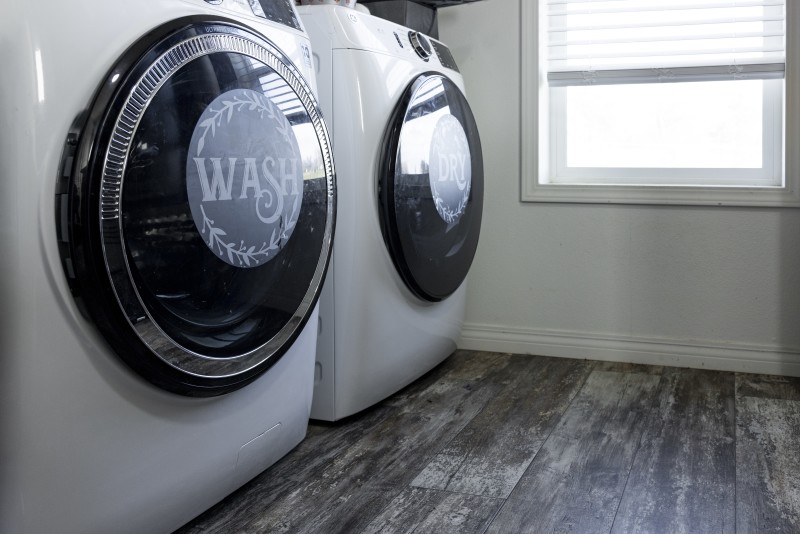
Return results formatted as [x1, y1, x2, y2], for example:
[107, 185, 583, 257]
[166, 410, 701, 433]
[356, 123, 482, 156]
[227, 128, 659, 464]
[523, 181, 800, 207]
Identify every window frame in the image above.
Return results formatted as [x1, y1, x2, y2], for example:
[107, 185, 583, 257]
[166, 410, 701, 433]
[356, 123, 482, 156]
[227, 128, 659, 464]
[520, 1, 800, 207]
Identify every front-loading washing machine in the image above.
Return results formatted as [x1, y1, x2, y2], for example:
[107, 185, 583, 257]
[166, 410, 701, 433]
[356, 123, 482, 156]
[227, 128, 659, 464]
[0, 1, 334, 532]
[298, 5, 483, 421]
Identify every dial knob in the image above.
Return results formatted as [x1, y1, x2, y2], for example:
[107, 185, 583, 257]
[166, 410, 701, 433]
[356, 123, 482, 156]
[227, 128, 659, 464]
[408, 31, 433, 61]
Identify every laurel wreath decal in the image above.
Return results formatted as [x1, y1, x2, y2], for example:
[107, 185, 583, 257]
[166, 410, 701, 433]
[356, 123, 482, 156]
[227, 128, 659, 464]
[195, 91, 293, 157]
[432, 184, 470, 225]
[199, 205, 280, 267]
[193, 90, 299, 267]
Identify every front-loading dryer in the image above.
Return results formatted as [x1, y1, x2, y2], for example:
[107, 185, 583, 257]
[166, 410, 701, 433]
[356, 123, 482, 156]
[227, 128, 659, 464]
[0, 1, 334, 532]
[298, 5, 483, 421]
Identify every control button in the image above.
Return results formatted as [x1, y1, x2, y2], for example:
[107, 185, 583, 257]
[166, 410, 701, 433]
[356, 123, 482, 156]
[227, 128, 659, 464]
[408, 31, 432, 61]
[394, 31, 404, 48]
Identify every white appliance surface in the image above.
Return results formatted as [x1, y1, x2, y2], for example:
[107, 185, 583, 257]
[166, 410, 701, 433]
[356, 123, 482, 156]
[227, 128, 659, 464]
[0, 1, 333, 532]
[299, 5, 481, 421]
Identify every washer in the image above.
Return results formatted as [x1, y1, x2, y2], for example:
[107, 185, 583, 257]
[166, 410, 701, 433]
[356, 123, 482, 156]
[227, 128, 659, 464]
[298, 6, 483, 421]
[0, 1, 334, 532]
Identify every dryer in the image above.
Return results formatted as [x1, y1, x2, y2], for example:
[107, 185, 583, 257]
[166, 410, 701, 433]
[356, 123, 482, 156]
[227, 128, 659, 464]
[298, 6, 483, 421]
[0, 1, 334, 532]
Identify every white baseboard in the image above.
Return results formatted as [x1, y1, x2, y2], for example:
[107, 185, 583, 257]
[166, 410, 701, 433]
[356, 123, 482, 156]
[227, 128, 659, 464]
[458, 323, 800, 377]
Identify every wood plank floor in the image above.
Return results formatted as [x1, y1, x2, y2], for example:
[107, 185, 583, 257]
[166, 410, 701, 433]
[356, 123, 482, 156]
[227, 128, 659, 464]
[176, 351, 800, 534]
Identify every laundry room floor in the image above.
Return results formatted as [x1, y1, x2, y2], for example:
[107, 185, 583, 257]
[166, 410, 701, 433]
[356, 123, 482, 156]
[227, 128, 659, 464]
[177, 350, 800, 533]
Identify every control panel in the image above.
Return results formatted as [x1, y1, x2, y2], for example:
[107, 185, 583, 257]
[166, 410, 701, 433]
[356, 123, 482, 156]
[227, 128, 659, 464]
[320, 6, 460, 73]
[201, 0, 302, 30]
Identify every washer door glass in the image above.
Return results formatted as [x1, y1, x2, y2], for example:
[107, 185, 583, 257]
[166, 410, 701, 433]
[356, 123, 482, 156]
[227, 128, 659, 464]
[379, 74, 483, 302]
[61, 23, 334, 395]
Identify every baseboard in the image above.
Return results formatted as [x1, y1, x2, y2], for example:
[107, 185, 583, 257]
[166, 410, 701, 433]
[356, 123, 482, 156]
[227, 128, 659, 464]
[458, 323, 800, 377]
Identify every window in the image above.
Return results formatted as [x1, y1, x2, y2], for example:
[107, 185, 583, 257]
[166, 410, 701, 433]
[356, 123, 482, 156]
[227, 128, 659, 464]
[522, 0, 800, 205]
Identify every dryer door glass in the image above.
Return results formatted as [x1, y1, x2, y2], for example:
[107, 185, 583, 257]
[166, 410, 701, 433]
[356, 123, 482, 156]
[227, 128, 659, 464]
[379, 74, 483, 302]
[60, 24, 334, 396]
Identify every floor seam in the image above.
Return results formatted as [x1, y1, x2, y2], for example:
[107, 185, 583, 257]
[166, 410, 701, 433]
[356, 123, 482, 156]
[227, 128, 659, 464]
[607, 367, 666, 533]
[733, 372, 739, 534]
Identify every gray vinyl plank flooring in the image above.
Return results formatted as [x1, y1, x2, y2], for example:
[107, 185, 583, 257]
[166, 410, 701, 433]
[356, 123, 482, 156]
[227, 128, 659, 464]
[411, 355, 592, 499]
[736, 374, 800, 533]
[737, 372, 800, 401]
[177, 351, 800, 534]
[486, 367, 662, 533]
[611, 368, 737, 534]
[361, 487, 502, 534]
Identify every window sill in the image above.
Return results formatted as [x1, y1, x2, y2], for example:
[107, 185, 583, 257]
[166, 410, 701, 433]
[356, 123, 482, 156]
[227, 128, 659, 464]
[522, 181, 800, 207]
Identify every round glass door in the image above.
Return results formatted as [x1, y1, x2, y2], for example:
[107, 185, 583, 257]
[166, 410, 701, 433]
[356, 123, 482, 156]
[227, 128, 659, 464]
[60, 22, 335, 396]
[379, 74, 483, 302]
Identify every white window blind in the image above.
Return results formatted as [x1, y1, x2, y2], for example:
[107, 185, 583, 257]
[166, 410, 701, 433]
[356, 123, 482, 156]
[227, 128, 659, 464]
[547, 0, 786, 86]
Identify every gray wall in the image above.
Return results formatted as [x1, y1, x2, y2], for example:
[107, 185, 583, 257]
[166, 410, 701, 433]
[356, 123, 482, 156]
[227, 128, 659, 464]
[439, 0, 800, 374]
